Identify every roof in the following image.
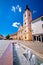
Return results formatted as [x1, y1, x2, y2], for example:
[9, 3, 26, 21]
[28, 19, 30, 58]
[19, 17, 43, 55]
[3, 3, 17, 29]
[18, 25, 23, 31]
[32, 16, 43, 23]
[25, 5, 30, 12]
[9, 32, 18, 36]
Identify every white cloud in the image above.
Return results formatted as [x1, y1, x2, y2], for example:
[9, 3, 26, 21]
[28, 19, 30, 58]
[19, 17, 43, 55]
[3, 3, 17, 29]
[19, 7, 21, 12]
[33, 10, 37, 14]
[16, 5, 19, 9]
[11, 5, 22, 13]
[12, 22, 20, 28]
[11, 6, 15, 12]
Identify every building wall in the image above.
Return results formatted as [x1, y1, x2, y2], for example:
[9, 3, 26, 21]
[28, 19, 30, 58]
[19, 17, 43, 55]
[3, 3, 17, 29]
[31, 17, 43, 42]
[32, 18, 43, 35]
[17, 8, 32, 41]
[17, 26, 23, 40]
[23, 10, 32, 41]
[10, 34, 17, 40]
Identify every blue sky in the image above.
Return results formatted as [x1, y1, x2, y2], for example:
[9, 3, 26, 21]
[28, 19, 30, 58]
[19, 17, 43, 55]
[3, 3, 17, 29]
[0, 0, 43, 36]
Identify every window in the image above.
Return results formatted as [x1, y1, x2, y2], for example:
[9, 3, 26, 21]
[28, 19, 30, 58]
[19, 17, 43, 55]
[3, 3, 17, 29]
[25, 14, 26, 17]
[25, 36, 26, 39]
[42, 24, 43, 28]
[29, 13, 30, 16]
[25, 30, 26, 32]
[29, 22, 31, 24]
[41, 17, 43, 21]
[25, 22, 26, 24]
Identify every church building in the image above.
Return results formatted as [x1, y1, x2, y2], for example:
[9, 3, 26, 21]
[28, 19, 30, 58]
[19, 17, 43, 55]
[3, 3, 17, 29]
[17, 5, 32, 41]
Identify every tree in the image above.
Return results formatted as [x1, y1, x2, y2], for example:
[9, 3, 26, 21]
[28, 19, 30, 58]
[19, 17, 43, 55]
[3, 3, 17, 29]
[6, 35, 10, 39]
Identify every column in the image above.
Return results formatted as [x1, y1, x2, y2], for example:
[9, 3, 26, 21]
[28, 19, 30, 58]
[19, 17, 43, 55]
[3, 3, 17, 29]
[32, 36, 34, 41]
[38, 36, 39, 41]
[36, 36, 37, 41]
[40, 36, 42, 42]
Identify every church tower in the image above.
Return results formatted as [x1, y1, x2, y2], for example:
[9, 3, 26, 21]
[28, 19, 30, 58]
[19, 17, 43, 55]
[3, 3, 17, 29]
[23, 5, 32, 41]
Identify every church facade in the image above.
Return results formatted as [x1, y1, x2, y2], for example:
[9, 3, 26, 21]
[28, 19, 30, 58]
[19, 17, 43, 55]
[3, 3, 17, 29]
[17, 5, 32, 41]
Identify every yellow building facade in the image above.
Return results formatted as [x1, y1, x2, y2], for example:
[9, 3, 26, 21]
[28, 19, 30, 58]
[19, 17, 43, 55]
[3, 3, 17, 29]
[17, 25, 23, 40]
[9, 33, 17, 40]
[18, 5, 32, 41]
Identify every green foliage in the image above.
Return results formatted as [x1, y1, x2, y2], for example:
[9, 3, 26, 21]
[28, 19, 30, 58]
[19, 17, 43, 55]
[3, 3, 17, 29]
[6, 35, 10, 39]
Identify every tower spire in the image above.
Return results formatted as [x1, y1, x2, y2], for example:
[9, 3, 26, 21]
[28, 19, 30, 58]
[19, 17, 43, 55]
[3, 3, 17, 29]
[25, 5, 30, 11]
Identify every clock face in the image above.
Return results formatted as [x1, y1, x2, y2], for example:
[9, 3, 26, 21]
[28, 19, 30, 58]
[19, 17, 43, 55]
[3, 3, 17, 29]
[41, 17, 43, 21]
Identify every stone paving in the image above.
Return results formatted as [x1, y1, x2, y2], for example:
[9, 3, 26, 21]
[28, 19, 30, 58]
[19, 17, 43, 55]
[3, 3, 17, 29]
[0, 40, 13, 65]
[0, 40, 29, 65]
[18, 40, 43, 60]
[0, 40, 43, 65]
[0, 40, 17, 57]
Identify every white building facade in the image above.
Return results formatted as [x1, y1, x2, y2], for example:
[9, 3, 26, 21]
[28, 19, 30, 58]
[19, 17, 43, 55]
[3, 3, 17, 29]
[32, 16, 43, 42]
